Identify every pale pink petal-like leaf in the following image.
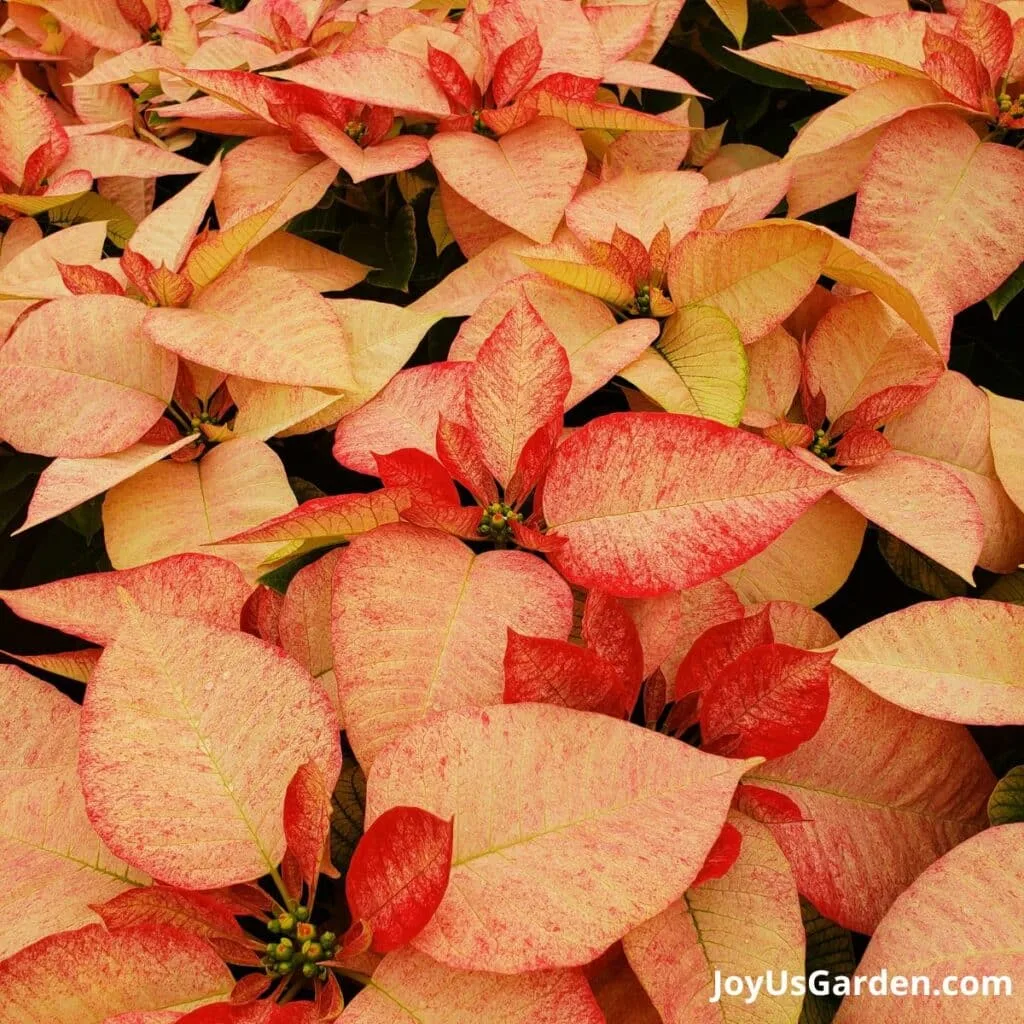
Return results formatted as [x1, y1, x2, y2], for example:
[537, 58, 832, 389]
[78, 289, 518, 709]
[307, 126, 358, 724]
[246, 232, 368, 294]
[279, 549, 343, 714]
[0, 553, 250, 644]
[366, 703, 753, 971]
[623, 813, 805, 1024]
[744, 668, 993, 933]
[465, 297, 571, 487]
[102, 439, 297, 580]
[338, 948, 604, 1023]
[702, 157, 791, 231]
[14, 434, 199, 534]
[805, 293, 942, 426]
[0, 923, 233, 1024]
[0, 296, 177, 458]
[850, 109, 1024, 338]
[80, 606, 341, 888]
[833, 597, 1024, 725]
[0, 68, 67, 190]
[270, 49, 451, 117]
[835, 451, 985, 582]
[331, 523, 573, 768]
[541, 412, 837, 596]
[0, 665, 146, 960]
[565, 169, 707, 247]
[296, 115, 429, 184]
[833, 824, 1024, 1024]
[215, 139, 336, 249]
[738, 13, 945, 92]
[145, 264, 353, 390]
[128, 158, 222, 274]
[742, 327, 802, 428]
[987, 390, 1024, 514]
[450, 276, 658, 408]
[429, 118, 586, 244]
[56, 135, 203, 180]
[333, 363, 471, 476]
[884, 371, 1024, 572]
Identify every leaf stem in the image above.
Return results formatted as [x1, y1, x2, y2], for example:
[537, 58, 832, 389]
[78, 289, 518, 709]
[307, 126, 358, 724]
[268, 863, 294, 909]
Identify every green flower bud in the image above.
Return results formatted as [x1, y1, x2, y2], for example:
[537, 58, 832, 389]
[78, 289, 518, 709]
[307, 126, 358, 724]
[276, 960, 293, 975]
[267, 919, 281, 934]
[294, 905, 310, 922]
[302, 962, 318, 978]
[278, 913, 296, 932]
[321, 931, 336, 947]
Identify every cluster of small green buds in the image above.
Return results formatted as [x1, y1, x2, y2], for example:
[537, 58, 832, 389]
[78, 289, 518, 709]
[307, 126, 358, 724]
[345, 121, 367, 143]
[479, 501, 522, 543]
[809, 427, 832, 459]
[261, 906, 337, 982]
[633, 283, 652, 316]
[147, 25, 162, 43]
[996, 93, 1024, 122]
[471, 111, 497, 138]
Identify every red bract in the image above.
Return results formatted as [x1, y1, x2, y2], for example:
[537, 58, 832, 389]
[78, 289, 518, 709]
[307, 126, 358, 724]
[345, 806, 454, 954]
[1, 0, 1023, 1018]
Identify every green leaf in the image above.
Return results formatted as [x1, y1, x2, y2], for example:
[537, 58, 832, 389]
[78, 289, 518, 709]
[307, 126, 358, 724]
[799, 898, 855, 1024]
[0, 451, 48, 492]
[989, 765, 1024, 826]
[0, 478, 35, 536]
[701, 29, 809, 89]
[257, 546, 338, 594]
[0, 451, 47, 535]
[330, 758, 366, 877]
[58, 496, 104, 544]
[877, 531, 969, 600]
[427, 189, 455, 257]
[288, 476, 327, 504]
[49, 193, 137, 249]
[342, 204, 418, 292]
[982, 569, 1024, 605]
[986, 262, 1024, 320]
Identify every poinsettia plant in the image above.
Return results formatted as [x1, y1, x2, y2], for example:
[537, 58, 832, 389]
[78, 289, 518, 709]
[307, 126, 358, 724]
[1, 0, 1024, 1021]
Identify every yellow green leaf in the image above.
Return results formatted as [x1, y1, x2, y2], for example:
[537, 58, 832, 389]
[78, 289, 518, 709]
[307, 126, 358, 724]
[49, 192, 137, 248]
[520, 255, 635, 309]
[184, 199, 281, 288]
[621, 305, 748, 426]
[707, 0, 748, 45]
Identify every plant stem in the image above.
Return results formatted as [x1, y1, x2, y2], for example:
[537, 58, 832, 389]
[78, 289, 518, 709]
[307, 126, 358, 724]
[279, 976, 305, 1004]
